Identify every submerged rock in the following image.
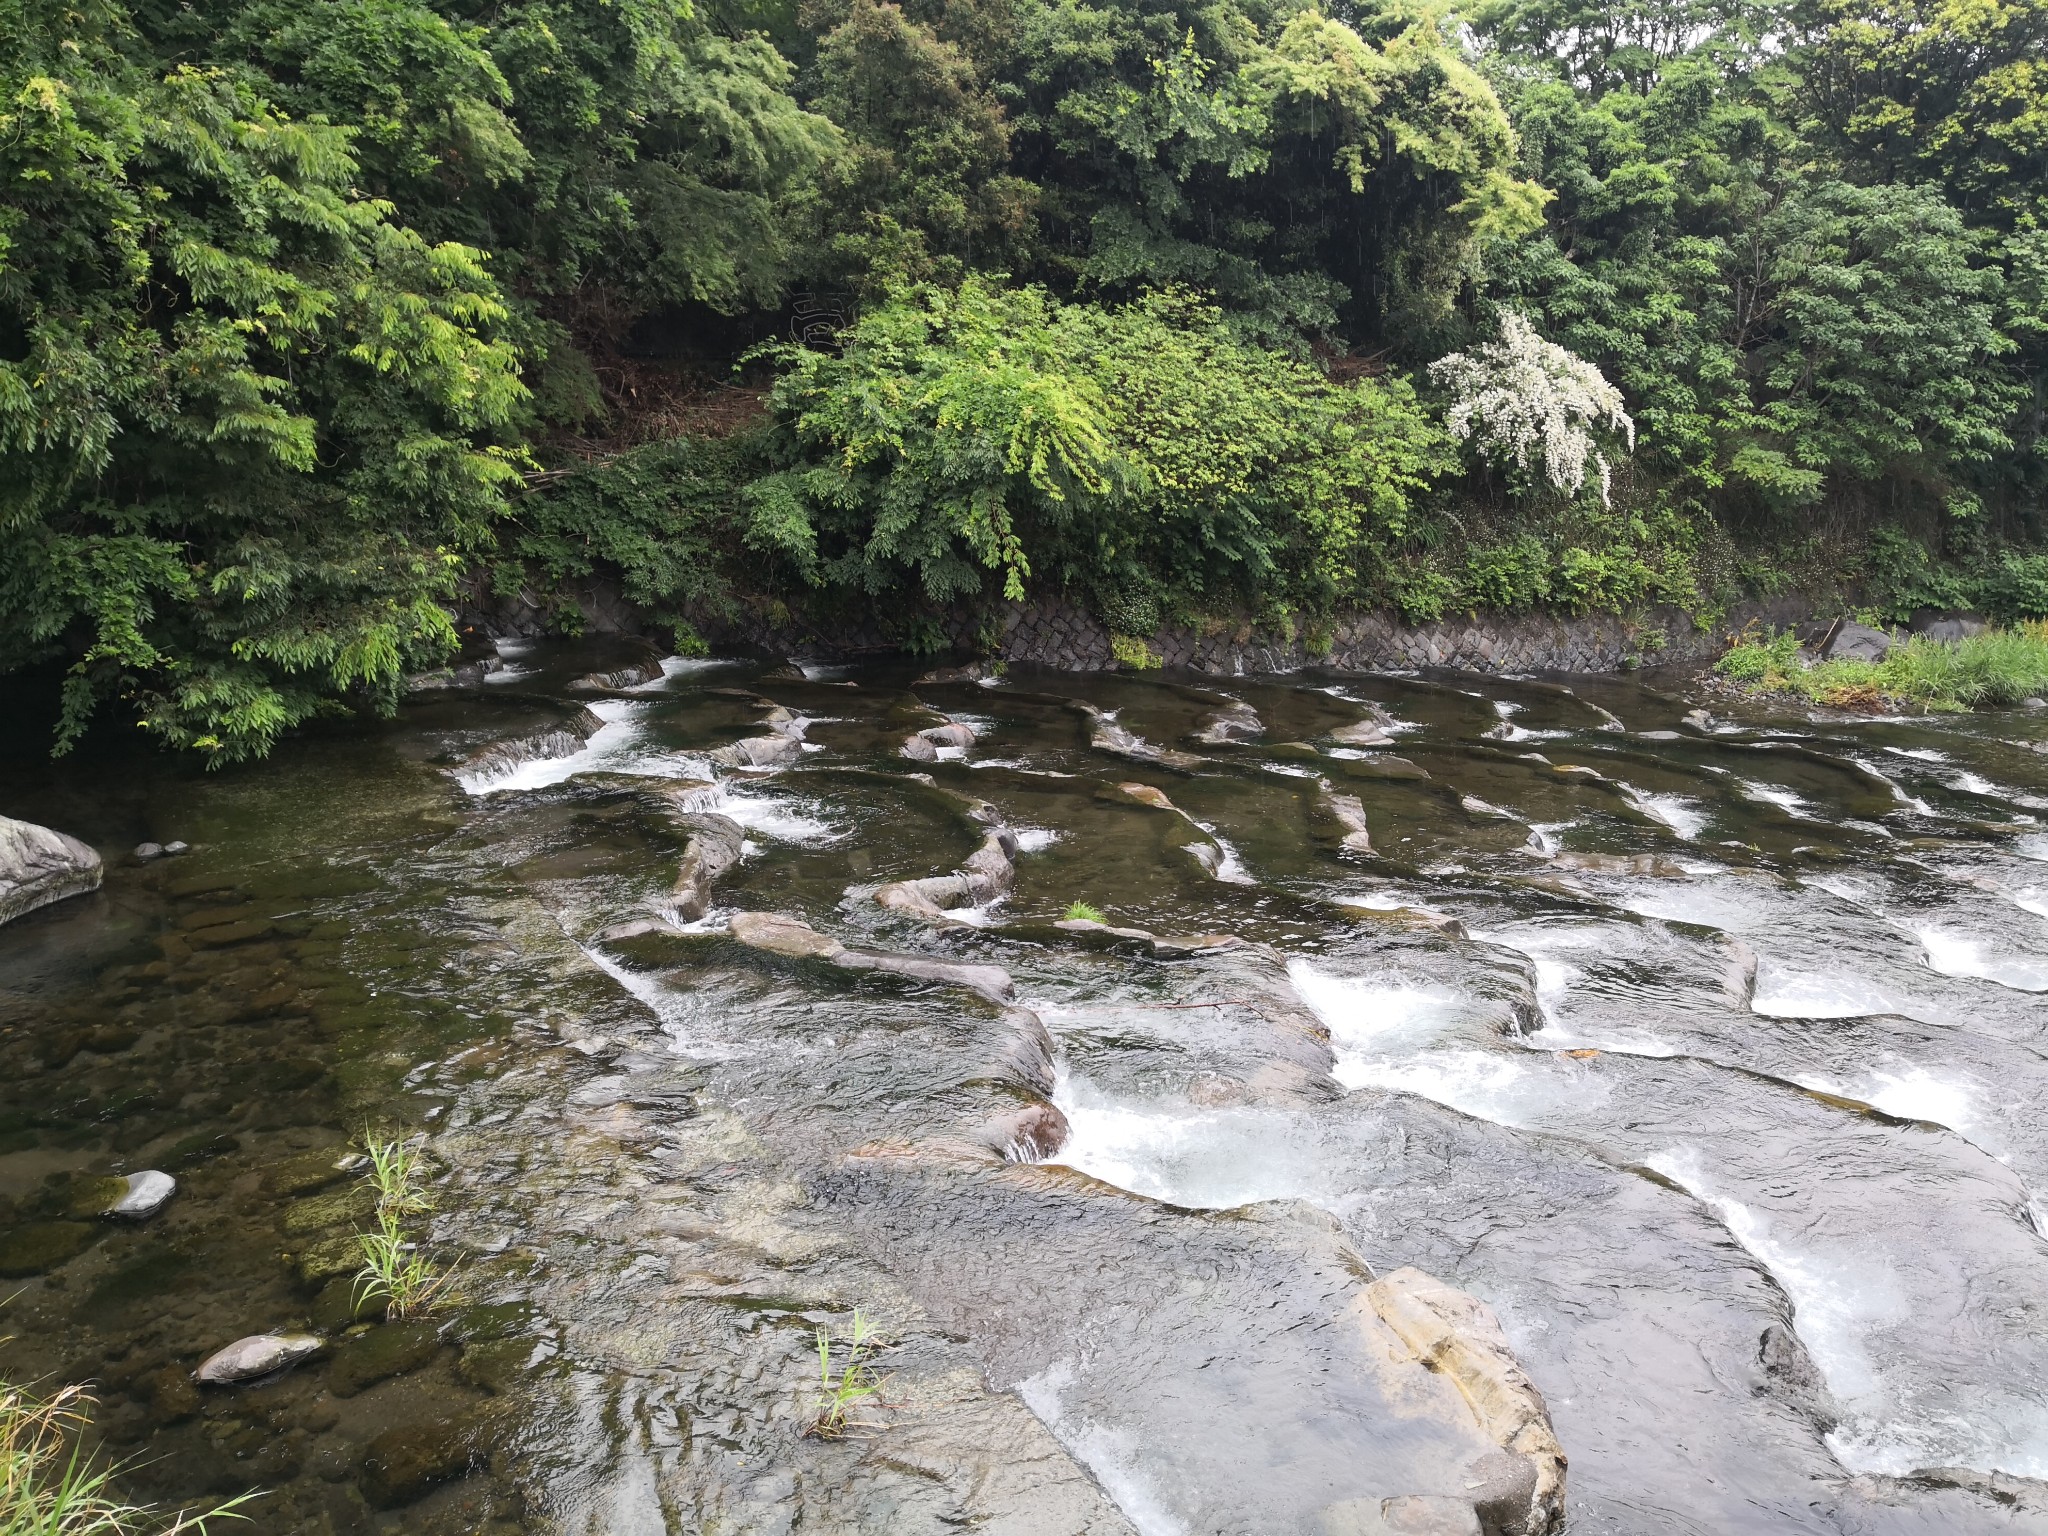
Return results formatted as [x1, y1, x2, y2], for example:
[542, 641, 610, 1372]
[358, 1414, 482, 1508]
[1365, 1267, 1566, 1536]
[0, 1221, 98, 1276]
[979, 1101, 1071, 1161]
[671, 813, 745, 922]
[1091, 718, 1204, 771]
[876, 828, 1017, 922]
[1319, 787, 1375, 853]
[0, 816, 103, 926]
[570, 654, 664, 690]
[1048, 917, 1241, 959]
[709, 731, 804, 768]
[1321, 1495, 1482, 1535]
[727, 912, 1014, 1002]
[194, 1332, 325, 1385]
[1330, 719, 1396, 748]
[1548, 851, 1690, 878]
[330, 1318, 443, 1396]
[1191, 700, 1263, 744]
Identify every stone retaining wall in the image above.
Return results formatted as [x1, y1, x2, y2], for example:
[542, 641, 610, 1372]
[462, 574, 1819, 677]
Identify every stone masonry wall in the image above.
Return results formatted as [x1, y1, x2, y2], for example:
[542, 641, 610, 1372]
[462, 573, 1819, 677]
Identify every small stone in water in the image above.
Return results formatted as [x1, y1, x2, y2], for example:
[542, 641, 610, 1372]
[134, 843, 163, 862]
[162, 840, 189, 855]
[193, 1332, 325, 1384]
[106, 1170, 176, 1219]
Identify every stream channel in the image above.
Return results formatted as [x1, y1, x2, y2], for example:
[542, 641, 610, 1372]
[4, 644, 2048, 1534]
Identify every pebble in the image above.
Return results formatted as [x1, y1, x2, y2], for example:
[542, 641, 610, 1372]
[134, 843, 163, 862]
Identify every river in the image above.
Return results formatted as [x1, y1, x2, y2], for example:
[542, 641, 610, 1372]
[3, 645, 2046, 1534]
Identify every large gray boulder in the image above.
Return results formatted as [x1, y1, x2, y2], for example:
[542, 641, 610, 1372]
[1822, 621, 1897, 664]
[0, 816, 103, 926]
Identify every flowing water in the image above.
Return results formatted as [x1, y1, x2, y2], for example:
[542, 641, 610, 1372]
[4, 647, 2048, 1534]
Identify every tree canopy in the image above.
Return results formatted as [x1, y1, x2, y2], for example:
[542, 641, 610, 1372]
[4, 0, 2044, 756]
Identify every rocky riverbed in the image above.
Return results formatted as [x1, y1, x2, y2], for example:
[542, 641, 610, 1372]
[3, 646, 2047, 1533]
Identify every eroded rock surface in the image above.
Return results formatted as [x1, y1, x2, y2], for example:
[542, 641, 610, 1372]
[0, 815, 102, 926]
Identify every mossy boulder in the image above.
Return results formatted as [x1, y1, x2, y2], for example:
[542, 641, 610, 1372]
[329, 1319, 442, 1396]
[0, 1221, 98, 1276]
[358, 1414, 481, 1508]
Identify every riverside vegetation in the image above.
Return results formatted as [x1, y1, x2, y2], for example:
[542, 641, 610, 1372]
[5, 0, 2048, 762]
[0, 1365, 252, 1534]
[1718, 621, 2048, 711]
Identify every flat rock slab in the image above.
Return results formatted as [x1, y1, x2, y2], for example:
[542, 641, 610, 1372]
[819, 1162, 1530, 1536]
[0, 815, 102, 926]
[728, 912, 1014, 1002]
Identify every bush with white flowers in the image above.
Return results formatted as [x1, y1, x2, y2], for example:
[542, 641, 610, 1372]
[1429, 312, 1635, 505]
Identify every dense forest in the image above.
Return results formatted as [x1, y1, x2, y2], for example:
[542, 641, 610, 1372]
[3, 0, 2045, 759]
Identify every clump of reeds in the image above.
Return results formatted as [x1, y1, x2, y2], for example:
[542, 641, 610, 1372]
[351, 1134, 459, 1321]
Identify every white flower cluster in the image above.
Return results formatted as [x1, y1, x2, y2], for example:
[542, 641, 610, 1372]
[1429, 312, 1635, 505]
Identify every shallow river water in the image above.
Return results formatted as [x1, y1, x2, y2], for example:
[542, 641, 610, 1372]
[4, 646, 2048, 1534]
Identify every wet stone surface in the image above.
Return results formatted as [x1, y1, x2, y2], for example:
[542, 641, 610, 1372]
[3, 643, 2048, 1533]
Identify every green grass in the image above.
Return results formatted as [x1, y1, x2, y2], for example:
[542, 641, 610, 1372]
[1, 1371, 254, 1534]
[809, 1309, 885, 1439]
[351, 1135, 458, 1322]
[1061, 901, 1107, 924]
[1717, 621, 2048, 711]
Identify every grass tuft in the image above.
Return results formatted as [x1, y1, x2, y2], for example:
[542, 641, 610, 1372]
[1061, 901, 1107, 923]
[351, 1135, 459, 1322]
[1717, 621, 2048, 711]
[808, 1309, 885, 1439]
[1, 1365, 255, 1533]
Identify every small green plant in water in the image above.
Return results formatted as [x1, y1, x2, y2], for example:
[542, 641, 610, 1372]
[1062, 901, 1106, 923]
[809, 1309, 885, 1438]
[1, 1366, 256, 1533]
[352, 1135, 458, 1322]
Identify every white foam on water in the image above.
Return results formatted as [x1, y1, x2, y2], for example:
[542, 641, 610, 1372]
[714, 790, 839, 845]
[1808, 874, 1881, 910]
[1916, 927, 2048, 992]
[939, 901, 1001, 927]
[1799, 1061, 1994, 1152]
[1854, 759, 1935, 815]
[1952, 771, 2000, 796]
[1013, 828, 1060, 853]
[2010, 885, 2048, 920]
[1493, 700, 1522, 717]
[1525, 822, 1571, 855]
[1627, 789, 1709, 840]
[1739, 780, 1812, 816]
[2019, 835, 2048, 862]
[1016, 1362, 1188, 1536]
[1647, 1147, 1902, 1410]
[580, 944, 746, 1058]
[1050, 1077, 1316, 1210]
[1885, 747, 1949, 764]
[1751, 961, 1896, 1019]
[457, 700, 701, 795]
[627, 655, 742, 690]
[493, 638, 536, 658]
[484, 664, 535, 685]
[1194, 824, 1256, 884]
[1286, 962, 1466, 1069]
